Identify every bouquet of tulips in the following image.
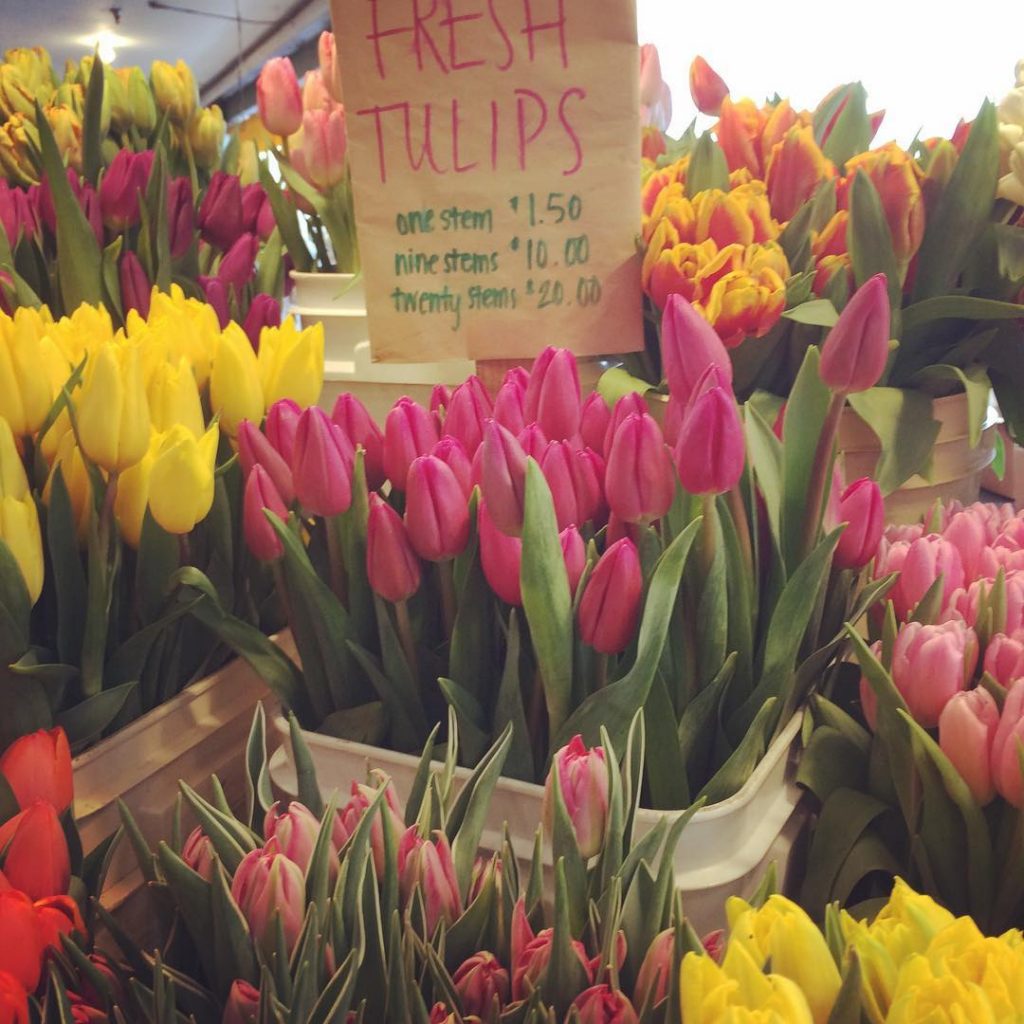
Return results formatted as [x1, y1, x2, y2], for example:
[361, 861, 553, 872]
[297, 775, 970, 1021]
[251, 32, 358, 275]
[799, 497, 1024, 930]
[624, 56, 1024, 496]
[198, 275, 893, 812]
[0, 50, 286, 327]
[0, 293, 323, 750]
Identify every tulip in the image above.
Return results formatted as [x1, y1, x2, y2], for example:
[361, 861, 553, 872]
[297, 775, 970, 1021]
[602, 392, 649, 455]
[181, 827, 215, 881]
[238, 420, 295, 506]
[635, 930, 675, 1008]
[397, 828, 462, 935]
[524, 347, 581, 441]
[318, 30, 344, 104]
[240, 183, 267, 234]
[223, 979, 260, 1024]
[660, 292, 733, 407]
[111, 433, 156, 549]
[99, 149, 153, 230]
[302, 70, 335, 114]
[242, 293, 281, 351]
[119, 65, 156, 132]
[831, 477, 884, 570]
[291, 407, 353, 517]
[479, 420, 528, 536]
[819, 274, 890, 394]
[32, 894, 84, 955]
[231, 845, 306, 956]
[0, 728, 72, 814]
[257, 57, 303, 137]
[0, 891, 45, 990]
[443, 375, 492, 454]
[0, 971, 27, 1023]
[188, 104, 225, 170]
[148, 424, 219, 535]
[430, 384, 451, 416]
[688, 55, 728, 117]
[561, 525, 586, 597]
[605, 412, 674, 525]
[264, 801, 324, 874]
[572, 986, 638, 1024]
[118, 250, 151, 318]
[197, 171, 243, 251]
[150, 59, 197, 125]
[452, 951, 509, 1018]
[332, 393, 385, 490]
[210, 323, 265, 437]
[0, 115, 40, 189]
[573, 447, 607, 526]
[266, 398, 301, 464]
[147, 352, 204, 437]
[430, 436, 473, 499]
[199, 275, 229, 328]
[367, 493, 421, 602]
[0, 492, 43, 606]
[984, 633, 1024, 688]
[493, 377, 526, 434]
[518, 422, 548, 461]
[580, 392, 611, 455]
[405, 456, 469, 561]
[0, 308, 56, 436]
[543, 735, 609, 859]
[942, 510, 987, 582]
[512, 926, 594, 1001]
[76, 340, 151, 472]
[638, 44, 671, 132]
[938, 687, 999, 805]
[478, 501, 522, 605]
[674, 382, 744, 495]
[700, 263, 788, 348]
[539, 440, 581, 531]
[243, 464, 288, 562]
[578, 538, 642, 655]
[292, 108, 348, 191]
[992, 682, 1024, 807]
[383, 397, 440, 489]
[765, 125, 834, 223]
[164, 177, 194, 262]
[0, 182, 35, 247]
[0, 801, 70, 899]
[898, 534, 965, 620]
[333, 777, 405, 877]
[257, 319, 324, 408]
[217, 232, 259, 291]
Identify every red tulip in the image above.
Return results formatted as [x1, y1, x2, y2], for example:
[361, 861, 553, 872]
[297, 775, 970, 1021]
[0, 891, 44, 990]
[524, 347, 581, 441]
[939, 687, 998, 804]
[331, 393, 385, 490]
[443, 376, 492, 454]
[383, 398, 439, 489]
[478, 501, 521, 605]
[118, 250, 151, 318]
[539, 440, 581, 531]
[453, 951, 509, 1019]
[166, 176, 194, 260]
[430, 437, 473, 499]
[405, 456, 470, 561]
[198, 171, 244, 251]
[243, 464, 288, 561]
[242, 294, 281, 350]
[543, 735, 608, 858]
[580, 392, 611, 455]
[819, 273, 890, 394]
[257, 57, 303, 137]
[231, 845, 306, 957]
[292, 407, 353, 517]
[561, 525, 586, 597]
[199, 275, 229, 328]
[661, 293, 733, 407]
[31, 894, 84, 953]
[605, 412, 674, 525]
[674, 384, 745, 495]
[831, 477, 884, 570]
[181, 827, 215, 881]
[367, 494, 421, 602]
[0, 970, 27, 1024]
[217, 232, 259, 290]
[99, 149, 154, 230]
[265, 398, 302, 464]
[480, 420, 528, 536]
[578, 538, 642, 654]
[572, 985, 639, 1024]
[634, 930, 675, 1008]
[223, 979, 260, 1024]
[0, 801, 70, 899]
[689, 55, 729, 116]
[0, 728, 72, 813]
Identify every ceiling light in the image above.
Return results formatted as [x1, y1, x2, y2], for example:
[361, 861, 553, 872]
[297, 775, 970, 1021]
[75, 28, 129, 65]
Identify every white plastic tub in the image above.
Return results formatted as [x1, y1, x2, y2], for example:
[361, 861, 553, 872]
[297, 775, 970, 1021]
[268, 711, 806, 933]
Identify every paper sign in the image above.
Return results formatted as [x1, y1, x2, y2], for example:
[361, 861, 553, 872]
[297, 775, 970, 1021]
[330, 0, 643, 362]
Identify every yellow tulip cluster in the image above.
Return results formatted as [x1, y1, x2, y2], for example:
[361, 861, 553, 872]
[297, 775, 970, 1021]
[0, 287, 323, 599]
[680, 880, 1024, 1023]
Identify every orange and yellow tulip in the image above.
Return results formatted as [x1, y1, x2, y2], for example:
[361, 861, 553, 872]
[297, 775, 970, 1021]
[689, 56, 729, 117]
[766, 125, 834, 223]
[701, 263, 787, 348]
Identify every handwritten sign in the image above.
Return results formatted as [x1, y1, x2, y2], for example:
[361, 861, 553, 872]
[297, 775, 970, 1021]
[330, 0, 643, 362]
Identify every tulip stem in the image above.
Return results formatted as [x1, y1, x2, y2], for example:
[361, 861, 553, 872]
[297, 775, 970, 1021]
[325, 515, 349, 607]
[271, 561, 294, 628]
[81, 472, 119, 698]
[801, 392, 845, 562]
[527, 667, 547, 765]
[594, 654, 608, 693]
[700, 494, 718, 577]
[726, 484, 754, 582]
[438, 560, 456, 640]
[394, 600, 417, 675]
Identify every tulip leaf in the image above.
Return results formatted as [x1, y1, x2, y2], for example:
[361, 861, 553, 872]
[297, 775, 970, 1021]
[845, 386, 941, 493]
[796, 725, 869, 804]
[597, 366, 651, 405]
[156, 842, 217, 975]
[492, 610, 535, 782]
[900, 295, 1024, 334]
[178, 780, 257, 874]
[81, 56, 105, 186]
[847, 171, 901, 333]
[909, 363, 991, 448]
[244, 702, 273, 829]
[827, 951, 867, 1024]
[643, 671, 689, 809]
[43, 469, 86, 666]
[348, 639, 428, 754]
[0, 537, 30, 664]
[912, 100, 999, 302]
[55, 682, 137, 747]
[308, 949, 359, 1024]
[259, 159, 312, 273]
[698, 697, 777, 803]
[339, 451, 375, 651]
[546, 859, 591, 1018]
[210, 859, 259, 996]
[520, 459, 574, 742]
[447, 534, 495, 713]
[782, 298, 839, 327]
[551, 517, 700, 756]
[677, 652, 735, 788]
[745, 400, 784, 548]
[437, 676, 489, 766]
[684, 131, 729, 197]
[821, 83, 870, 169]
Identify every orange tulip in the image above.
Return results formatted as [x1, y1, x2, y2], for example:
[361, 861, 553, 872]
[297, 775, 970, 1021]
[716, 96, 766, 175]
[0, 728, 73, 814]
[642, 158, 687, 217]
[689, 56, 729, 116]
[0, 890, 44, 991]
[765, 125, 834, 222]
[813, 253, 854, 301]
[694, 242, 748, 298]
[729, 180, 779, 242]
[745, 241, 791, 281]
[0, 801, 70, 900]
[700, 264, 787, 347]
[644, 184, 695, 245]
[641, 125, 667, 163]
[921, 139, 958, 216]
[643, 239, 721, 310]
[812, 210, 848, 259]
[759, 100, 801, 169]
[693, 188, 755, 247]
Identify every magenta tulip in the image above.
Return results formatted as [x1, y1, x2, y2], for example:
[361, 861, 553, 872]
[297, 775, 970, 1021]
[543, 736, 608, 859]
[890, 619, 978, 727]
[580, 392, 611, 455]
[634, 930, 675, 1009]
[404, 455, 469, 561]
[442, 375, 492, 454]
[243, 464, 288, 561]
[0, 181, 38, 246]
[674, 384, 745, 495]
[218, 232, 259, 290]
[984, 633, 1024, 688]
[198, 170, 243, 250]
[238, 420, 295, 505]
[493, 377, 526, 434]
[518, 422, 548, 461]
[578, 538, 643, 655]
[167, 176, 194, 259]
[661, 292, 734, 406]
[561, 525, 586, 596]
[39, 169, 102, 244]
[480, 420, 528, 536]
[367, 493, 421, 602]
[992, 682, 1024, 807]
[330, 393, 384, 490]
[241, 183, 266, 233]
[430, 436, 473, 498]
[231, 845, 306, 955]
[256, 56, 303, 137]
[199, 275, 229, 328]
[453, 951, 509, 1019]
[118, 250, 151, 318]
[819, 273, 890, 394]
[266, 398, 302, 464]
[605, 412, 674, 525]
[524, 347, 581, 441]
[939, 688, 999, 804]
[573, 448, 607, 526]
[242, 293, 281, 350]
[292, 406, 353, 517]
[430, 384, 451, 416]
[572, 985, 639, 1024]
[397, 828, 462, 935]
[478, 501, 521, 605]
[832, 477, 884, 570]
[181, 827, 215, 881]
[383, 397, 439, 489]
[99, 149, 154, 230]
[223, 980, 260, 1024]
[662, 395, 684, 447]
[603, 392, 648, 456]
[263, 801, 325, 873]
[539, 440, 581, 531]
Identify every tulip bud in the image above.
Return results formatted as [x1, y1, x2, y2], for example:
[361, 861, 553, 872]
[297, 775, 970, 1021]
[332, 393, 385, 491]
[0, 728, 73, 814]
[443, 375, 492, 454]
[197, 171, 243, 251]
[984, 633, 1024, 688]
[661, 293, 734, 407]
[0, 309, 57, 436]
[398, 828, 462, 936]
[493, 377, 526, 434]
[634, 930, 675, 1008]
[689, 56, 729, 116]
[333, 776, 405, 877]
[578, 538, 642, 655]
[238, 419, 295, 506]
[318, 31, 344, 104]
[942, 510, 987, 583]
[605, 412, 674, 525]
[367, 493, 421, 602]
[217, 232, 259, 291]
[118, 250, 151, 318]
[939, 688, 998, 805]
[898, 534, 965, 620]
[0, 971, 27, 1022]
[120, 65, 156, 132]
[543, 735, 609, 859]
[539, 440, 581, 531]
[512, 927, 594, 1001]
[602, 392, 648, 456]
[890, 620, 978, 727]
[181, 826, 215, 881]
[292, 108, 348, 191]
[452, 951, 509, 1019]
[0, 491, 43, 605]
[210, 323, 265, 437]
[674, 383, 744, 495]
[479, 420, 528, 536]
[243, 464, 288, 562]
[266, 398, 301, 464]
[572, 985, 639, 1024]
[257, 57, 303, 137]
[819, 274, 890, 394]
[199, 275, 229, 328]
[430, 384, 451, 416]
[0, 800, 70, 899]
[148, 424, 219, 535]
[242, 293, 281, 351]
[580, 392, 611, 455]
[573, 447, 607, 526]
[524, 347, 581, 441]
[430, 436, 473, 499]
[383, 397, 440, 489]
[150, 59, 197, 126]
[264, 801, 325, 873]
[292, 406, 353, 518]
[99, 149, 153, 230]
[992, 683, 1024, 807]
[639, 43, 671, 131]
[231, 845, 306, 956]
[478, 500, 522, 606]
[188, 104, 225, 171]
[224, 979, 260, 1024]
[518, 422, 548, 461]
[831, 477, 884, 570]
[0, 890, 45, 990]
[561, 525, 586, 597]
[405, 455, 469, 561]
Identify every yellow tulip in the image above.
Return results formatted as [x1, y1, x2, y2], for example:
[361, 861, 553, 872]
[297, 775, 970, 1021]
[105, 66, 131, 132]
[76, 340, 151, 473]
[147, 285, 220, 386]
[0, 492, 43, 604]
[0, 309, 58, 435]
[237, 138, 261, 186]
[210, 322, 264, 437]
[148, 423, 218, 535]
[150, 59, 197, 127]
[257, 319, 324, 408]
[0, 64, 37, 120]
[188, 105, 225, 170]
[117, 67, 157, 134]
[726, 895, 841, 1024]
[43, 430, 93, 544]
[148, 356, 205, 437]
[0, 113, 41, 186]
[113, 433, 157, 548]
[0, 417, 29, 499]
[3, 47, 55, 104]
[49, 302, 113, 367]
[886, 955, 996, 1024]
[45, 102, 83, 173]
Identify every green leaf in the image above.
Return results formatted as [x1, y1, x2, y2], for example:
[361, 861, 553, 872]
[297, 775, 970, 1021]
[81, 55, 105, 186]
[685, 131, 729, 197]
[245, 703, 273, 829]
[910, 363, 991, 448]
[821, 83, 871, 168]
[288, 712, 324, 819]
[156, 842, 216, 976]
[901, 295, 1024, 334]
[827, 951, 865, 1024]
[55, 682, 137, 746]
[179, 780, 257, 874]
[643, 672, 689, 809]
[698, 698, 777, 803]
[797, 725, 869, 804]
[437, 676, 490, 767]
[847, 171, 901, 332]
[211, 859, 259, 996]
[597, 367, 651, 404]
[259, 159, 312, 272]
[782, 298, 839, 327]
[492, 610, 535, 782]
[0, 536, 30, 664]
[45, 468, 87, 665]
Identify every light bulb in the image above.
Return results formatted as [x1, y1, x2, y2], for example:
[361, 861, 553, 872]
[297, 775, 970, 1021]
[96, 31, 117, 64]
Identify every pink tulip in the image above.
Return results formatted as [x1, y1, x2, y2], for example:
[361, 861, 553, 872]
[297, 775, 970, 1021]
[264, 801, 324, 873]
[167, 176, 194, 259]
[819, 274, 890, 394]
[939, 688, 999, 804]
[383, 397, 439, 489]
[572, 985, 639, 1024]
[524, 347, 581, 441]
[318, 30, 344, 104]
[639, 43, 672, 131]
[223, 979, 260, 1024]
[518, 422, 549, 461]
[181, 827, 215, 881]
[231, 845, 306, 955]
[579, 538, 642, 655]
[942, 510, 988, 582]
[561, 525, 586, 596]
[238, 419, 295, 505]
[539, 440, 581, 531]
[333, 777, 405, 877]
[200, 275, 229, 328]
[480, 420, 528, 536]
[217, 232, 259, 290]
[899, 534, 965, 620]
[302, 69, 334, 114]
[99, 149, 154, 230]
[453, 951, 509, 1019]
[478, 501, 522, 605]
[331, 393, 385, 490]
[493, 377, 527, 434]
[430, 437, 473, 499]
[889, 619, 978, 727]
[430, 384, 451, 416]
[581, 392, 611, 455]
[832, 477, 884, 570]
[634, 930, 675, 1008]
[443, 376, 492, 454]
[257, 56, 303, 137]
[573, 448, 607, 526]
[512, 925, 594, 1001]
[242, 293, 281, 350]
[367, 494, 421, 602]
[467, 854, 503, 905]
[605, 412, 674, 525]
[984, 632, 1024, 688]
[674, 383, 744, 495]
[397, 828, 462, 935]
[197, 171, 243, 251]
[292, 108, 348, 191]
[265, 398, 302, 465]
[243, 465, 288, 561]
[119, 250, 151, 317]
[292, 406, 354, 517]
[992, 682, 1024, 807]
[660, 293, 733, 407]
[543, 735, 609, 859]
[404, 456, 470, 561]
[603, 393, 648, 456]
